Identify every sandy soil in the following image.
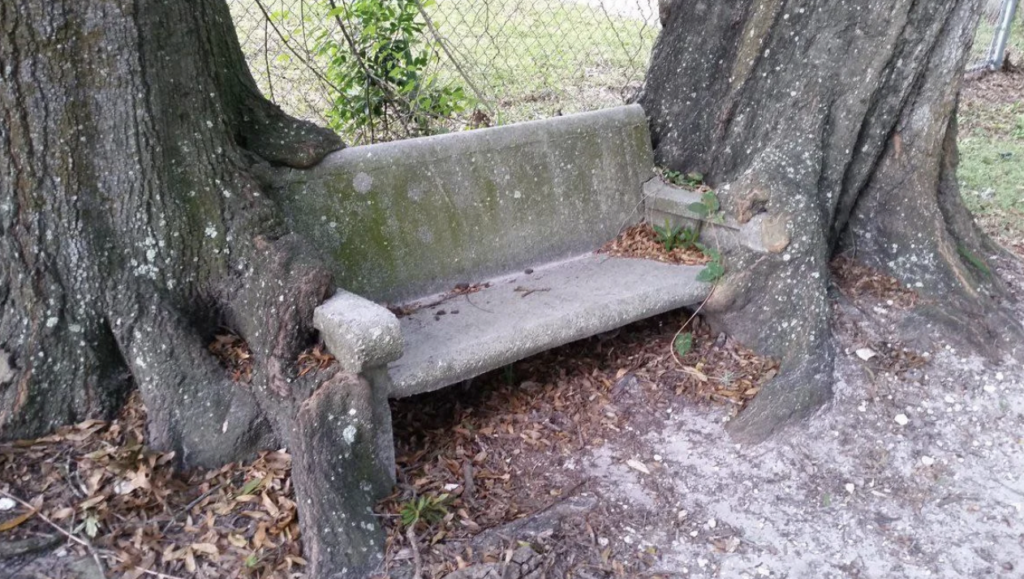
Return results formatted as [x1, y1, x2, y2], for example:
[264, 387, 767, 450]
[571, 261, 1024, 578]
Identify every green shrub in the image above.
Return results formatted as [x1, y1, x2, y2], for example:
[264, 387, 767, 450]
[313, 0, 472, 139]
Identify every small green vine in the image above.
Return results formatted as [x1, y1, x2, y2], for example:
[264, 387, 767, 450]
[658, 169, 726, 357]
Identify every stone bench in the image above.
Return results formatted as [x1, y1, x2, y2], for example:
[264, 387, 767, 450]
[273, 104, 712, 573]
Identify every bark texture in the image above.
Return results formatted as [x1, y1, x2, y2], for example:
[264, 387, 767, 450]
[1, 1, 387, 576]
[641, 0, 1024, 441]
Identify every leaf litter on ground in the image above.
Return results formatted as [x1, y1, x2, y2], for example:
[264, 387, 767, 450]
[3, 310, 778, 579]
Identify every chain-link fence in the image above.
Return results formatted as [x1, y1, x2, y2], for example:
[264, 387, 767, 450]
[228, 0, 1018, 144]
[970, 0, 1021, 72]
[228, 0, 659, 143]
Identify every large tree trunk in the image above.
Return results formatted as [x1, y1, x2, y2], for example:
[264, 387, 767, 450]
[642, 0, 1024, 441]
[1, 1, 388, 576]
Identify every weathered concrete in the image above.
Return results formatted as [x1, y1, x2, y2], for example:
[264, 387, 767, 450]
[275, 106, 653, 304]
[389, 254, 709, 398]
[644, 178, 780, 254]
[302, 107, 716, 577]
[314, 289, 403, 373]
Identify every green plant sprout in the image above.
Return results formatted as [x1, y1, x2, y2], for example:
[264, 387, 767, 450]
[653, 219, 699, 252]
[399, 493, 450, 529]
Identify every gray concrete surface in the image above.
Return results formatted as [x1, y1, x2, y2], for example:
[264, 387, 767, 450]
[275, 105, 653, 304]
[388, 254, 709, 398]
[314, 289, 403, 373]
[644, 178, 784, 254]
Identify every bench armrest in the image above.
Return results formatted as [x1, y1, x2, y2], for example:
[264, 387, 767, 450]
[313, 290, 403, 373]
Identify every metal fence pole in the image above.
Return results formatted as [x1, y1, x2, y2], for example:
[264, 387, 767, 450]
[986, 0, 1020, 70]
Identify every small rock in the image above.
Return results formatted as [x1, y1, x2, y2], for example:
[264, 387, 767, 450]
[921, 456, 935, 466]
[996, 372, 1004, 381]
[845, 483, 855, 494]
[0, 497, 15, 511]
[983, 384, 996, 393]
[114, 480, 135, 495]
[894, 414, 909, 426]
[676, 510, 688, 521]
[856, 348, 877, 361]
[597, 537, 609, 547]
[524, 268, 534, 274]
[653, 454, 663, 462]
[705, 518, 717, 529]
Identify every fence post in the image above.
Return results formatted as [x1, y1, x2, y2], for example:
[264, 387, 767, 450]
[986, 0, 1020, 70]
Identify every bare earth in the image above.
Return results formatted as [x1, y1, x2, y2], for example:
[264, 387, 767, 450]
[570, 261, 1024, 578]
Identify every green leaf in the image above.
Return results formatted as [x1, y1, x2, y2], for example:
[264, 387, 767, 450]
[697, 261, 725, 283]
[674, 333, 693, 357]
[687, 202, 709, 217]
[701, 191, 720, 212]
[238, 477, 263, 496]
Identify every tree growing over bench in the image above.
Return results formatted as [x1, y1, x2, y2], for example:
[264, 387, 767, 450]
[644, 0, 1024, 442]
[1, 1, 1021, 578]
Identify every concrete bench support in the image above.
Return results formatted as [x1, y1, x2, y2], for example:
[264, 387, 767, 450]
[284, 105, 715, 577]
[313, 290, 402, 484]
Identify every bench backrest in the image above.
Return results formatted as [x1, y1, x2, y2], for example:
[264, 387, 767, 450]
[275, 105, 653, 304]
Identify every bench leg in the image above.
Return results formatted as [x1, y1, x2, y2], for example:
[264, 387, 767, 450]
[291, 371, 395, 579]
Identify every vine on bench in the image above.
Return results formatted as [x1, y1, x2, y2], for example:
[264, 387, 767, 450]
[658, 170, 727, 357]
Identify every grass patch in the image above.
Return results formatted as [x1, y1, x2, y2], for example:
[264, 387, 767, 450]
[958, 71, 1024, 242]
[957, 103, 1024, 215]
[426, 0, 657, 123]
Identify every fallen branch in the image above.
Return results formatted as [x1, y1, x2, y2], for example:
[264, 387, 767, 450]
[0, 489, 184, 579]
[161, 482, 225, 533]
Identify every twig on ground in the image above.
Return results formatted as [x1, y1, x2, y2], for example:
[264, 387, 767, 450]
[161, 482, 225, 532]
[406, 525, 424, 579]
[0, 535, 62, 560]
[0, 489, 185, 579]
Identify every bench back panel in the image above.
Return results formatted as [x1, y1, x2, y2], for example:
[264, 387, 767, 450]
[275, 105, 653, 303]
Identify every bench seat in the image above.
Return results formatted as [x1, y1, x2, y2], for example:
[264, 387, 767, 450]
[388, 254, 709, 398]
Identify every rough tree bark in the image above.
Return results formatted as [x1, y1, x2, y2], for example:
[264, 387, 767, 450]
[642, 0, 1024, 441]
[1, 1, 390, 576]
